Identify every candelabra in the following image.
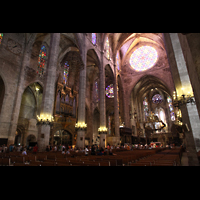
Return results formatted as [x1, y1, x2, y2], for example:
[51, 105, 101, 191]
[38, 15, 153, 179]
[36, 114, 54, 126]
[75, 122, 87, 131]
[98, 127, 108, 134]
[173, 90, 195, 108]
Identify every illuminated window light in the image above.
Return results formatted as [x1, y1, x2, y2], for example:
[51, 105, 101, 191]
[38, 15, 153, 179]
[129, 46, 158, 71]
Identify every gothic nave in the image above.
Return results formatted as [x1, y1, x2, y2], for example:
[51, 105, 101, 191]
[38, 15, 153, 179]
[0, 33, 200, 165]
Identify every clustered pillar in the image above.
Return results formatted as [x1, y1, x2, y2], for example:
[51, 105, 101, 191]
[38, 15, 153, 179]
[99, 51, 107, 148]
[76, 36, 87, 149]
[38, 33, 60, 151]
[169, 33, 199, 165]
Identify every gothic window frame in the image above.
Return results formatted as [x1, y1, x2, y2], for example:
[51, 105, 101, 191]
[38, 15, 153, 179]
[0, 33, 3, 44]
[129, 45, 158, 72]
[106, 84, 114, 98]
[63, 61, 70, 86]
[143, 97, 149, 121]
[116, 51, 120, 71]
[152, 94, 163, 104]
[167, 95, 175, 121]
[37, 45, 47, 77]
[92, 33, 97, 46]
[94, 80, 99, 102]
[105, 37, 111, 60]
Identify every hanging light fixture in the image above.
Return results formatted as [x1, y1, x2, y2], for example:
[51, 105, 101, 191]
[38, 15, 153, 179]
[36, 114, 54, 126]
[173, 90, 195, 108]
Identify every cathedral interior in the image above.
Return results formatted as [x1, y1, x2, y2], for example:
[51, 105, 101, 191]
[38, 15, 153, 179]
[1, 33, 200, 164]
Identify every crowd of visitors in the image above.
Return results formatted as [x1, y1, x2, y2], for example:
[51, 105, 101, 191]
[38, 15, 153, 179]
[0, 142, 179, 156]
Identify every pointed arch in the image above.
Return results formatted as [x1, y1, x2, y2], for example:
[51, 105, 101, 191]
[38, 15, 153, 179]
[87, 48, 101, 69]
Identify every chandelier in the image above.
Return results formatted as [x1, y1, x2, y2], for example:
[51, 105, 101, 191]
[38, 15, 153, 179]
[36, 114, 54, 126]
[75, 122, 87, 131]
[172, 91, 195, 108]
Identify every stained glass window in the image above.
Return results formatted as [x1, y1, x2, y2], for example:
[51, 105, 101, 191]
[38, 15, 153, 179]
[167, 96, 175, 121]
[37, 45, 46, 77]
[105, 37, 110, 60]
[116, 51, 120, 71]
[106, 84, 114, 98]
[152, 94, 163, 104]
[143, 97, 149, 121]
[95, 81, 99, 102]
[63, 61, 70, 85]
[0, 33, 3, 44]
[129, 46, 158, 71]
[92, 33, 97, 45]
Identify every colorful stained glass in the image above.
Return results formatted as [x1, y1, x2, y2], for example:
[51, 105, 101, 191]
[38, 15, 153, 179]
[63, 61, 69, 85]
[129, 46, 158, 71]
[37, 45, 46, 77]
[167, 96, 175, 121]
[167, 96, 172, 104]
[95, 81, 99, 102]
[152, 94, 163, 104]
[0, 33, 3, 44]
[170, 112, 175, 121]
[116, 51, 120, 71]
[92, 33, 97, 45]
[143, 97, 149, 121]
[106, 84, 114, 98]
[105, 37, 110, 59]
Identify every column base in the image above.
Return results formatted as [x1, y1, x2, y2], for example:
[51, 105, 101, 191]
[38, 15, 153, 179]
[76, 129, 85, 149]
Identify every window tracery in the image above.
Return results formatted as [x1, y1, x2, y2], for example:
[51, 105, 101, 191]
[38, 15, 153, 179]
[143, 97, 149, 121]
[167, 96, 175, 121]
[63, 61, 70, 86]
[37, 45, 46, 77]
[116, 51, 120, 71]
[0, 33, 3, 44]
[106, 84, 114, 98]
[92, 33, 97, 45]
[129, 46, 157, 71]
[105, 37, 110, 59]
[152, 94, 163, 104]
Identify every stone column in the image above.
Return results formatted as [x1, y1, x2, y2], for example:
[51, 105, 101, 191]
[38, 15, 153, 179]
[76, 35, 87, 149]
[37, 33, 60, 151]
[99, 51, 107, 148]
[7, 34, 36, 145]
[113, 66, 120, 145]
[169, 33, 199, 165]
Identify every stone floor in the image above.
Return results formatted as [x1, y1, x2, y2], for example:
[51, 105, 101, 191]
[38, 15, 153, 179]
[181, 152, 189, 166]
